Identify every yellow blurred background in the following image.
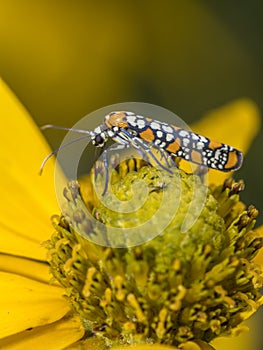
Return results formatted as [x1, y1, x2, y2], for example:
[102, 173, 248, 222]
[0, 1, 263, 349]
[1, 1, 262, 221]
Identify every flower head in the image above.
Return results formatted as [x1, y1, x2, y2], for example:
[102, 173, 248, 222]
[47, 160, 263, 348]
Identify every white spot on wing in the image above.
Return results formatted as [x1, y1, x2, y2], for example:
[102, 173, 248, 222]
[199, 135, 207, 143]
[166, 133, 174, 142]
[191, 133, 199, 141]
[179, 130, 189, 137]
[183, 138, 190, 146]
[137, 119, 146, 129]
[196, 142, 205, 150]
[151, 122, 161, 130]
[215, 149, 221, 160]
[156, 130, 163, 138]
[127, 116, 137, 126]
[162, 125, 173, 133]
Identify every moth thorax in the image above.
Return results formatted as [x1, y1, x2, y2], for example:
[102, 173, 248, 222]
[104, 111, 128, 129]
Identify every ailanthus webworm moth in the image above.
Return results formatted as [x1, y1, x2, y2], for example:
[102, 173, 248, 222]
[41, 111, 243, 193]
[101, 111, 243, 171]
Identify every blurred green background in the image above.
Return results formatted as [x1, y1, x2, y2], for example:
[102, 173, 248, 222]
[0, 1, 263, 349]
[0, 0, 262, 225]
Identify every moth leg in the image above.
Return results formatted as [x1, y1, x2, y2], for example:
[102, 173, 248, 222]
[158, 146, 177, 168]
[129, 136, 174, 174]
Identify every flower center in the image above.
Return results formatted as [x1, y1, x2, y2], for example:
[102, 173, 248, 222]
[46, 160, 263, 348]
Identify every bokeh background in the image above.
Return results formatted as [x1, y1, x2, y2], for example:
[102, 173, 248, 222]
[0, 1, 263, 348]
[1, 1, 262, 222]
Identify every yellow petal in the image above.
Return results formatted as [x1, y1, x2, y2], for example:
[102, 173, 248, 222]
[181, 341, 215, 350]
[0, 253, 52, 284]
[210, 312, 263, 350]
[0, 79, 61, 260]
[114, 341, 215, 350]
[181, 99, 261, 185]
[114, 346, 179, 350]
[0, 315, 84, 350]
[0, 272, 70, 338]
[211, 330, 249, 350]
[64, 337, 107, 350]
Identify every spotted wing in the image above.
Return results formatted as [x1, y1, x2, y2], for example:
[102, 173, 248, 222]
[123, 114, 242, 172]
[163, 125, 243, 172]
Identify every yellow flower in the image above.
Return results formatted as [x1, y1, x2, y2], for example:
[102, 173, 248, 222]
[0, 79, 262, 350]
[0, 80, 85, 349]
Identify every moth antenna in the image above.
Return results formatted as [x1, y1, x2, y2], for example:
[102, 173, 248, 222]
[40, 124, 91, 135]
[39, 134, 91, 175]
